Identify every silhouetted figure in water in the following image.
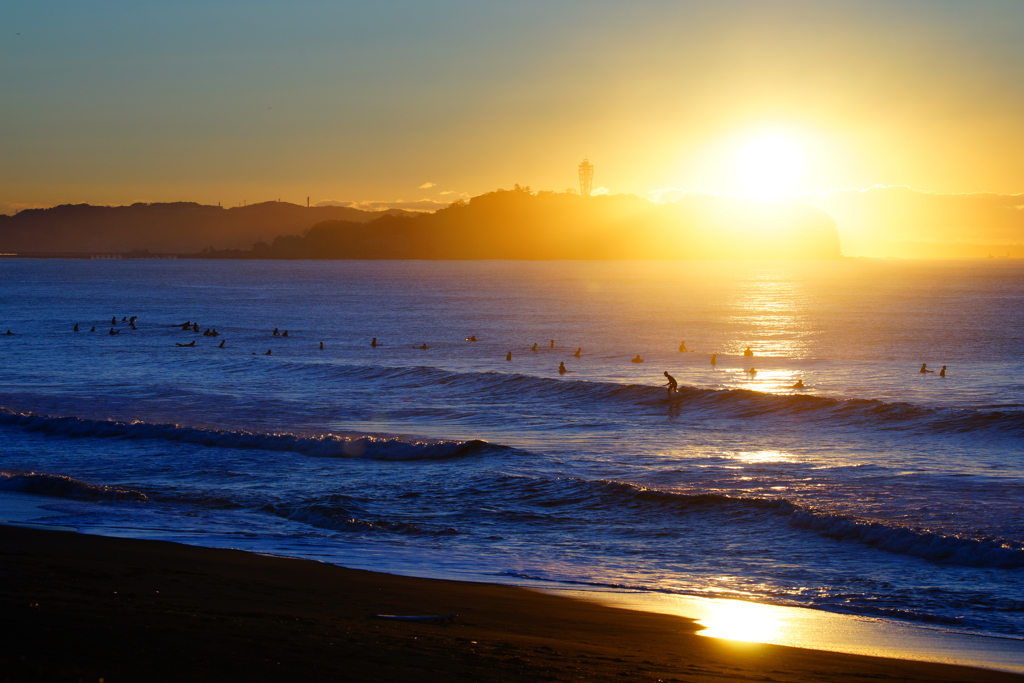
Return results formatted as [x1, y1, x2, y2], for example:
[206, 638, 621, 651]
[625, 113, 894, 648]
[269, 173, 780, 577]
[111, 316, 117, 325]
[710, 353, 717, 366]
[679, 340, 687, 352]
[631, 355, 644, 363]
[747, 368, 757, 375]
[210, 329, 218, 336]
[558, 361, 567, 374]
[939, 365, 947, 377]
[181, 322, 191, 331]
[416, 343, 428, 349]
[920, 363, 934, 373]
[109, 328, 119, 335]
[792, 379, 805, 389]
[218, 340, 226, 348]
[506, 351, 512, 361]
[192, 323, 199, 333]
[273, 328, 280, 336]
[176, 340, 195, 347]
[550, 340, 555, 348]
[129, 316, 137, 323]
[664, 371, 678, 396]
[319, 341, 324, 350]
[264, 349, 272, 355]
[203, 329, 211, 336]
[574, 347, 581, 358]
[743, 347, 753, 357]
[282, 330, 289, 337]
[129, 322, 137, 330]
[371, 337, 378, 347]
[90, 326, 95, 332]
[121, 317, 127, 322]
[4, 330, 13, 335]
[74, 324, 79, 331]
[465, 336, 478, 341]
[531, 343, 538, 352]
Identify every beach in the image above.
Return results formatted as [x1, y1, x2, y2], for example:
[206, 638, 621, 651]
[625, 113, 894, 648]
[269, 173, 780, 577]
[3, 524, 1021, 683]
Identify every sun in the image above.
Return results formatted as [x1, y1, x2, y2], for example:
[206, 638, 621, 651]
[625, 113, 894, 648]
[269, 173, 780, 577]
[735, 137, 804, 199]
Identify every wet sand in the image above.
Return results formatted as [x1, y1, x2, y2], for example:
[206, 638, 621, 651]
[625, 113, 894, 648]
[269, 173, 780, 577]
[1, 525, 1021, 683]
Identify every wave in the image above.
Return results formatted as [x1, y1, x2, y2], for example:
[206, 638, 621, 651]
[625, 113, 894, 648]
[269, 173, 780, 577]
[496, 475, 1024, 569]
[297, 362, 1024, 437]
[261, 496, 460, 537]
[0, 470, 148, 502]
[0, 408, 501, 461]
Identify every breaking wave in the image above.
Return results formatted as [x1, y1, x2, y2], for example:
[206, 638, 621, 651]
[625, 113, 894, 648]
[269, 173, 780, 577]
[0, 470, 148, 502]
[0, 408, 500, 461]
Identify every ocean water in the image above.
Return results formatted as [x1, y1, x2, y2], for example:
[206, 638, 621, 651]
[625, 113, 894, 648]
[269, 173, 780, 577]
[1, 258, 1023, 639]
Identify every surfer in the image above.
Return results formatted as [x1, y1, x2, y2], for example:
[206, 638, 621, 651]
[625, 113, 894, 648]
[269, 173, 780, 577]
[710, 353, 717, 366]
[550, 340, 555, 348]
[792, 379, 804, 388]
[417, 343, 428, 349]
[319, 341, 324, 350]
[920, 363, 934, 373]
[747, 367, 757, 375]
[574, 347, 581, 358]
[264, 349, 272, 355]
[558, 361, 567, 374]
[218, 340, 226, 348]
[109, 328, 119, 335]
[663, 371, 677, 396]
[192, 323, 199, 333]
[465, 336, 478, 341]
[111, 316, 116, 325]
[4, 330, 13, 335]
[631, 355, 644, 363]
[506, 351, 512, 361]
[74, 324, 79, 331]
[939, 365, 946, 377]
[679, 340, 687, 352]
[175, 341, 195, 347]
[273, 328, 280, 336]
[90, 326, 95, 332]
[371, 337, 378, 347]
[743, 346, 753, 357]
[531, 343, 538, 352]
[282, 330, 289, 337]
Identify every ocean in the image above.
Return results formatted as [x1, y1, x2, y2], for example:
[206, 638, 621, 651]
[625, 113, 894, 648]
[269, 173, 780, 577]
[1, 258, 1022, 640]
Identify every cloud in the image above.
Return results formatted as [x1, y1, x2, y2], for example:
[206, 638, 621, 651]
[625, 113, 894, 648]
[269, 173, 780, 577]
[592, 186, 610, 196]
[314, 198, 448, 213]
[439, 190, 455, 195]
[418, 182, 436, 189]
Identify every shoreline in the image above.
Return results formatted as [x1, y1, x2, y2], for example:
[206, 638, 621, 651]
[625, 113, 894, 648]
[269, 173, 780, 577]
[1, 524, 1022, 682]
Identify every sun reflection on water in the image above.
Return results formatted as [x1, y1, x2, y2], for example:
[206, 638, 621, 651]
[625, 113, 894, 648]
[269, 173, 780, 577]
[695, 598, 786, 643]
[727, 450, 794, 463]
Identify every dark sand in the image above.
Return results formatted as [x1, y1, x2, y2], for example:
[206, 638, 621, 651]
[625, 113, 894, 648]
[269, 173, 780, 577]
[1, 525, 1020, 683]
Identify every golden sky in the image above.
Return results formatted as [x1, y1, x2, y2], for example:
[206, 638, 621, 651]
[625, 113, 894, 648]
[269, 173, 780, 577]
[3, 0, 1024, 232]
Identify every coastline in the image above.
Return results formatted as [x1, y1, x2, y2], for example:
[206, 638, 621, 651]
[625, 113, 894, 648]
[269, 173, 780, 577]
[1, 524, 1021, 683]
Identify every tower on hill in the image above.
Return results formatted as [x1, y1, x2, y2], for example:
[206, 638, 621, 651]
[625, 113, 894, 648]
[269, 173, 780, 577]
[578, 158, 594, 197]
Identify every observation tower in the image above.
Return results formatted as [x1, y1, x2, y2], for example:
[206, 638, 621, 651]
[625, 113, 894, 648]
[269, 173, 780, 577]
[578, 158, 594, 197]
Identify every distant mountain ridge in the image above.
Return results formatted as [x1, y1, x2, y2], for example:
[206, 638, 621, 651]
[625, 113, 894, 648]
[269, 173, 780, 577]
[0, 190, 842, 259]
[0, 201, 416, 254]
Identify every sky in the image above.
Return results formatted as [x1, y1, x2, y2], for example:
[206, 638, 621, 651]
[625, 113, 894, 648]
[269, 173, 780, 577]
[3, 0, 1024, 229]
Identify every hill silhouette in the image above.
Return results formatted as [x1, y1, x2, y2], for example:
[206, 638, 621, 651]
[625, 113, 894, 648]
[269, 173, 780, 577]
[0, 189, 841, 259]
[0, 201, 415, 254]
[238, 188, 841, 260]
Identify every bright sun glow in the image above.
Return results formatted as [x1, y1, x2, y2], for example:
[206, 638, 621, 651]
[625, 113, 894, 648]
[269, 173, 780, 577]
[735, 137, 804, 199]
